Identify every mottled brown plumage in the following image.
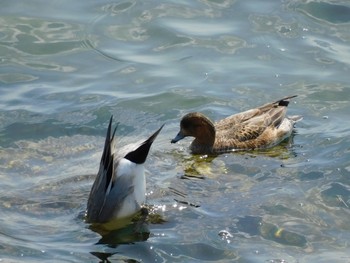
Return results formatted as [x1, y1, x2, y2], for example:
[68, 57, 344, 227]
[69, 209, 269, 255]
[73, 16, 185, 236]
[171, 95, 302, 154]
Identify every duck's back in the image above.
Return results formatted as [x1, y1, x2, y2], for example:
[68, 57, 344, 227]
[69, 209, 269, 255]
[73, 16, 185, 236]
[211, 96, 297, 152]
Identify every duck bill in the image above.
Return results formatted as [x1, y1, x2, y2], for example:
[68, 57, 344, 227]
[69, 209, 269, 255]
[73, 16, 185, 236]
[124, 124, 164, 164]
[171, 132, 185, 143]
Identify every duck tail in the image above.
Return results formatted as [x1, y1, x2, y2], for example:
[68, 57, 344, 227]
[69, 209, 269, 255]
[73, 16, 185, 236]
[276, 95, 298, 107]
[288, 115, 303, 123]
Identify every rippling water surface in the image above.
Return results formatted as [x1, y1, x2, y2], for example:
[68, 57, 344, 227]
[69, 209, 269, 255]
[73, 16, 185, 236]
[1, 0, 350, 262]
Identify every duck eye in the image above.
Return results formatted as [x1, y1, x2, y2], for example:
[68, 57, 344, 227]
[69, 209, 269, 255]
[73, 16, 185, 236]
[181, 120, 191, 129]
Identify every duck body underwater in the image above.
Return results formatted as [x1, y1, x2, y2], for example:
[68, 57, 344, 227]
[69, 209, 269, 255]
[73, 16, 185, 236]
[86, 116, 163, 224]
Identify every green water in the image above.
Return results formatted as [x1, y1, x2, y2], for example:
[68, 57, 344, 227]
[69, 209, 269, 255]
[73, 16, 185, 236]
[1, 0, 350, 262]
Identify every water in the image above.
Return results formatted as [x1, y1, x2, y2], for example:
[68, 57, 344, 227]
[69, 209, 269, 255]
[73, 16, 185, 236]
[1, 0, 350, 262]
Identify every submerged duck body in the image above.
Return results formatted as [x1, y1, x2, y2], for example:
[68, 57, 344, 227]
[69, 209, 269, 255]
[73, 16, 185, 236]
[171, 95, 302, 154]
[86, 116, 163, 224]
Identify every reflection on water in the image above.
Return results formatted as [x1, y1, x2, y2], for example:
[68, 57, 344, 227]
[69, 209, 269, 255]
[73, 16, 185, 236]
[0, 16, 81, 77]
[91, 216, 150, 248]
[235, 215, 307, 247]
[321, 182, 350, 209]
[1, 0, 350, 262]
[296, 2, 350, 24]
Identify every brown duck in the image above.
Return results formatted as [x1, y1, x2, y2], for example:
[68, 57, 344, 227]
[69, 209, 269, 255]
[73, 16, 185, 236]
[171, 95, 302, 154]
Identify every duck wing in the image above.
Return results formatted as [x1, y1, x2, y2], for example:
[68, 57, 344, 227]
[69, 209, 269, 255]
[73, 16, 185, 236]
[216, 95, 296, 129]
[215, 109, 259, 130]
[219, 96, 295, 142]
[94, 172, 135, 223]
[86, 116, 117, 223]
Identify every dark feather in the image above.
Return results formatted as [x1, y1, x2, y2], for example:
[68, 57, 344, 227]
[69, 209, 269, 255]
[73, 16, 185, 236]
[124, 124, 164, 164]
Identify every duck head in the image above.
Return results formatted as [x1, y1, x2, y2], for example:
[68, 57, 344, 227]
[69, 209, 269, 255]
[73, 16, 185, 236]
[171, 112, 215, 145]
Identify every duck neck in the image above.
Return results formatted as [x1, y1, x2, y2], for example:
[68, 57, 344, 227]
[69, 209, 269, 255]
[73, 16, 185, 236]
[192, 120, 216, 152]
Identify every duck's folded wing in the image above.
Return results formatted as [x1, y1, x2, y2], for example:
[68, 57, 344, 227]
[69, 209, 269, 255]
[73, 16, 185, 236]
[86, 116, 117, 222]
[227, 122, 267, 142]
[216, 96, 296, 130]
[225, 107, 286, 142]
[86, 161, 110, 222]
[95, 174, 135, 223]
[216, 108, 261, 130]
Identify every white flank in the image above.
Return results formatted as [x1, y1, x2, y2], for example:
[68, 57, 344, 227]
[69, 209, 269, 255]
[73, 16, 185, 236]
[113, 157, 146, 219]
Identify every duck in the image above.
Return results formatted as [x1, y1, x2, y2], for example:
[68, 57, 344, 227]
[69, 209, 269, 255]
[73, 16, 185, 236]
[86, 116, 163, 224]
[171, 95, 302, 154]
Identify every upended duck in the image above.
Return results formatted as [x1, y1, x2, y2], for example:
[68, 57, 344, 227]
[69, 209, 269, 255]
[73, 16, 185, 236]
[171, 95, 302, 154]
[86, 116, 163, 224]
